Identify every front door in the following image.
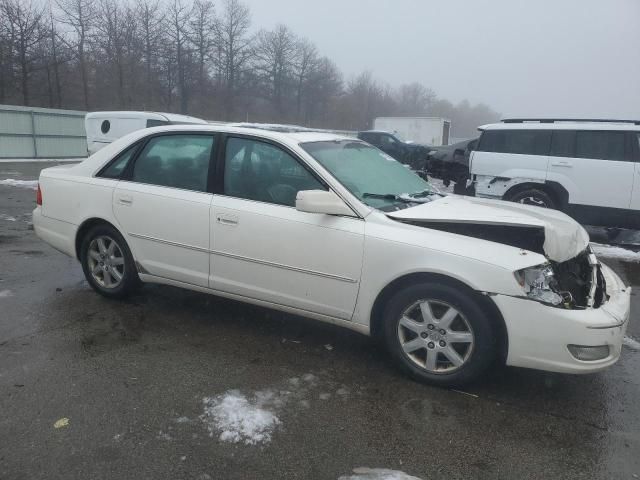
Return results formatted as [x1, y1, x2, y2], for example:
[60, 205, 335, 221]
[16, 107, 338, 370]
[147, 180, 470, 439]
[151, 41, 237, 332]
[210, 136, 365, 320]
[113, 133, 215, 287]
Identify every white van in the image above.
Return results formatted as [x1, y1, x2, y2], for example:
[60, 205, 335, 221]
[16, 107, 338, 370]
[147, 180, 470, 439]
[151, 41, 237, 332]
[85, 111, 208, 155]
[470, 118, 640, 229]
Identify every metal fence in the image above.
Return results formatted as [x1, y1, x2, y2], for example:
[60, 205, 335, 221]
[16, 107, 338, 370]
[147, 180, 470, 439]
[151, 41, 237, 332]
[0, 104, 87, 159]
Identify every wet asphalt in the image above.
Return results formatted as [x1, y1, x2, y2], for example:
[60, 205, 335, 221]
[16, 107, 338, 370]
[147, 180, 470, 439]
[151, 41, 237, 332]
[1, 162, 639, 480]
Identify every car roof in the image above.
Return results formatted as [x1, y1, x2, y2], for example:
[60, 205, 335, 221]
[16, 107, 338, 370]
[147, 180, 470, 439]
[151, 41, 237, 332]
[479, 120, 640, 131]
[140, 123, 355, 144]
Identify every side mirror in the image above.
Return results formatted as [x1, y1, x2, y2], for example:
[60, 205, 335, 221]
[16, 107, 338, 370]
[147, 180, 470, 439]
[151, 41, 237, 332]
[296, 190, 356, 217]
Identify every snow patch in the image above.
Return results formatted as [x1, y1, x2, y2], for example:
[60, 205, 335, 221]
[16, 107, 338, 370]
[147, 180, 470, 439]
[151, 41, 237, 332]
[591, 243, 640, 262]
[0, 290, 13, 298]
[201, 390, 281, 445]
[623, 336, 640, 351]
[0, 214, 17, 221]
[339, 468, 423, 480]
[0, 179, 38, 190]
[199, 372, 326, 445]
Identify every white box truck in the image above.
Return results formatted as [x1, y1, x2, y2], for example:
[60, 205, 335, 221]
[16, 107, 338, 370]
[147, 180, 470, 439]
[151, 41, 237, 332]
[373, 116, 451, 146]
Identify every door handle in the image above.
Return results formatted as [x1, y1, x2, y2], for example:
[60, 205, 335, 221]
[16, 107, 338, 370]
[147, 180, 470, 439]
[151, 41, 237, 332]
[217, 214, 238, 226]
[117, 195, 133, 205]
[551, 161, 572, 168]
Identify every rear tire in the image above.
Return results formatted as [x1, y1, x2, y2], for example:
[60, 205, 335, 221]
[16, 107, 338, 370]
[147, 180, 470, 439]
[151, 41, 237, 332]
[382, 282, 497, 387]
[507, 187, 556, 209]
[80, 224, 139, 299]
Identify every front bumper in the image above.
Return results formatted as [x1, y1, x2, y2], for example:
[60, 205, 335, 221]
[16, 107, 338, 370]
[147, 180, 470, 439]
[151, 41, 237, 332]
[495, 262, 630, 374]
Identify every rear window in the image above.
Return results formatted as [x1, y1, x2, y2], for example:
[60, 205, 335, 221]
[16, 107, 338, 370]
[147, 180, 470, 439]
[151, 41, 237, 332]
[575, 131, 626, 161]
[477, 130, 550, 156]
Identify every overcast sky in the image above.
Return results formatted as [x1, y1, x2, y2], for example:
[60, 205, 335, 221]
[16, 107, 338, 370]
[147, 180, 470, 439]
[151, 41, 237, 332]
[242, 0, 639, 118]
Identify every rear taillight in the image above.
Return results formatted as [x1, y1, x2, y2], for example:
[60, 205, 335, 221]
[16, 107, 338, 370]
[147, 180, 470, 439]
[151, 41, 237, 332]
[36, 184, 42, 206]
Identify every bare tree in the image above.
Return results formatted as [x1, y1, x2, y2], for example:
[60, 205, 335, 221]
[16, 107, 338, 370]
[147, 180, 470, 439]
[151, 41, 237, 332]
[0, 0, 501, 133]
[304, 56, 342, 126]
[165, 0, 192, 113]
[1, 0, 47, 105]
[216, 0, 252, 119]
[56, 0, 96, 109]
[291, 37, 317, 123]
[395, 82, 436, 116]
[188, 0, 216, 89]
[135, 0, 163, 108]
[46, 3, 63, 106]
[95, 0, 136, 108]
[0, 3, 13, 102]
[254, 24, 297, 117]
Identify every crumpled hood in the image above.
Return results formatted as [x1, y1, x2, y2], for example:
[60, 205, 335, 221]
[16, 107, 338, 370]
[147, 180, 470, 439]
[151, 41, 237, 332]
[387, 195, 589, 263]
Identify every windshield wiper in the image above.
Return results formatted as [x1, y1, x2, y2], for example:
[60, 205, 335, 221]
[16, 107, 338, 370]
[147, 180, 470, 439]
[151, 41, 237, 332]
[407, 188, 444, 198]
[362, 192, 415, 203]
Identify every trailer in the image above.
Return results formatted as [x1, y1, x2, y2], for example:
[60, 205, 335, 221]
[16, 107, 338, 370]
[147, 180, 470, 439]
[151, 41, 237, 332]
[373, 116, 451, 146]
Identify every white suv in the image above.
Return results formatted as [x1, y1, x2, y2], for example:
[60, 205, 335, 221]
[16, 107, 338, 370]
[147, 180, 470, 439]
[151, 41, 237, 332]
[470, 119, 640, 229]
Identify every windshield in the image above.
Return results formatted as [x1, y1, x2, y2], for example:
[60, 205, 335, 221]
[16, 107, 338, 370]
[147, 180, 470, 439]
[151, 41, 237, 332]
[301, 140, 439, 211]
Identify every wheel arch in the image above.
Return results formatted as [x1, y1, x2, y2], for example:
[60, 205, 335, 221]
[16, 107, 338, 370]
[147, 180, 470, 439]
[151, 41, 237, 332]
[503, 181, 569, 210]
[369, 272, 509, 363]
[75, 217, 126, 260]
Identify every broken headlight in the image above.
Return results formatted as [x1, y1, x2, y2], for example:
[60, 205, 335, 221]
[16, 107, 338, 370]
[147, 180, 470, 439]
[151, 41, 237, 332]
[514, 264, 563, 306]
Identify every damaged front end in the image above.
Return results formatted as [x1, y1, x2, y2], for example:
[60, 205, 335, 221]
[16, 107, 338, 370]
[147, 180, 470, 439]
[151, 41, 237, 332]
[397, 220, 604, 310]
[515, 249, 606, 309]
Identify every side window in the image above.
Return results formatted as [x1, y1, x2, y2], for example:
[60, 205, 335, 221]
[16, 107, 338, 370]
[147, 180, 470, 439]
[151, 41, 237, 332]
[381, 134, 397, 146]
[550, 130, 575, 157]
[575, 131, 626, 161]
[478, 130, 550, 156]
[100, 143, 138, 179]
[131, 134, 214, 191]
[363, 133, 380, 145]
[223, 137, 326, 207]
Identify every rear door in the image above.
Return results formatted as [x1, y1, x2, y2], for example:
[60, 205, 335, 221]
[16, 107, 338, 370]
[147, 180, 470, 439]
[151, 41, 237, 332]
[113, 133, 215, 287]
[471, 129, 551, 182]
[547, 130, 634, 210]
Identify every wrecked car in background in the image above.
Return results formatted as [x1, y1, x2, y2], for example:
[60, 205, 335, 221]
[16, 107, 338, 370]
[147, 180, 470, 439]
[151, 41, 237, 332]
[357, 130, 430, 171]
[424, 137, 477, 194]
[34, 125, 630, 386]
[470, 118, 640, 229]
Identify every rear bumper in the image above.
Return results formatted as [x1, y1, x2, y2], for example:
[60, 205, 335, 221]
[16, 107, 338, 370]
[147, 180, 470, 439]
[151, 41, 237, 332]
[496, 262, 630, 374]
[33, 207, 76, 257]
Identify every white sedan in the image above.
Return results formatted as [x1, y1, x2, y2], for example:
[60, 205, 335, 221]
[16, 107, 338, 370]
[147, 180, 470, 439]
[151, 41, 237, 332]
[33, 125, 631, 386]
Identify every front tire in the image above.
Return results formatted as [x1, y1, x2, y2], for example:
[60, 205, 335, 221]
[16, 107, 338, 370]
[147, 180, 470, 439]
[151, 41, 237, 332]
[382, 282, 497, 387]
[80, 224, 139, 299]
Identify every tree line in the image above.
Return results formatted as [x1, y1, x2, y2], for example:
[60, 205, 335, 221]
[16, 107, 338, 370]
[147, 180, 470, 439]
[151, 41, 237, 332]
[0, 0, 499, 137]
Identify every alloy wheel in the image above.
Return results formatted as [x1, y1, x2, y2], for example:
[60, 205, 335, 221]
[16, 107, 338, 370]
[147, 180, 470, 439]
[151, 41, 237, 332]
[397, 299, 474, 374]
[87, 235, 126, 289]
